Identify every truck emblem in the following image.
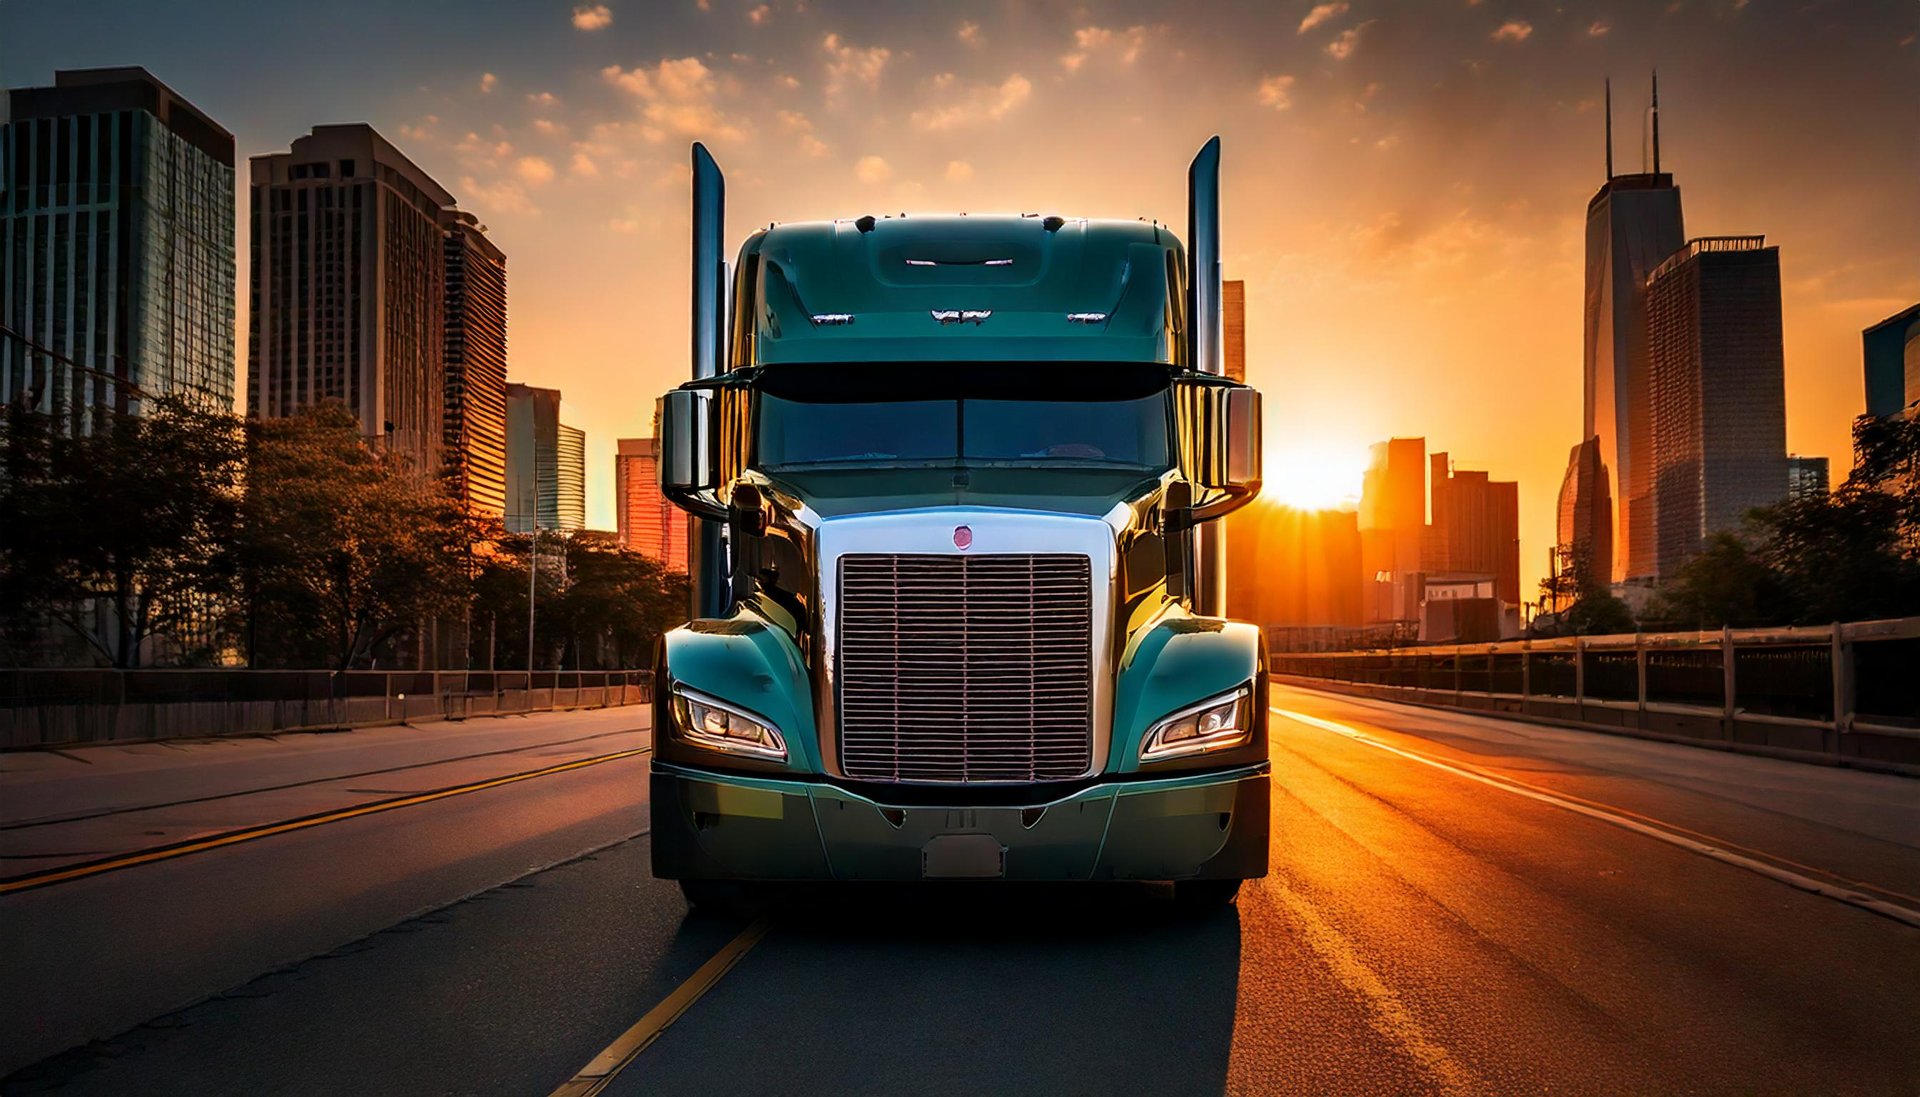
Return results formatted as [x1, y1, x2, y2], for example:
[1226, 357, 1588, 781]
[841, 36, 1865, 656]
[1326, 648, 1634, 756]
[953, 525, 973, 550]
[931, 309, 992, 325]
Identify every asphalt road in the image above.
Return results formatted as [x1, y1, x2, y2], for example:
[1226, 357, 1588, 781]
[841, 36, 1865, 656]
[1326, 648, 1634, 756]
[4, 685, 1917, 1095]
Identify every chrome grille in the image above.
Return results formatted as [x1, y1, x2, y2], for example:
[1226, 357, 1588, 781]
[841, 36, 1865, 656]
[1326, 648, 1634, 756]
[837, 553, 1094, 783]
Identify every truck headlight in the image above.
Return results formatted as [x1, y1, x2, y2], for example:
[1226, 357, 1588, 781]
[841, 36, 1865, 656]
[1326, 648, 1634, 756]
[1140, 686, 1252, 761]
[671, 687, 788, 760]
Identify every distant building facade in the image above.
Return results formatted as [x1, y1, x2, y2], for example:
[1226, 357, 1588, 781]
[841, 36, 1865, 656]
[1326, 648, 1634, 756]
[505, 382, 584, 532]
[1358, 437, 1427, 624]
[1225, 501, 1363, 631]
[442, 212, 507, 517]
[616, 437, 687, 571]
[1426, 452, 1521, 606]
[1786, 455, 1829, 500]
[2, 68, 236, 420]
[249, 124, 455, 473]
[1554, 436, 1613, 590]
[1584, 77, 1685, 583]
[1646, 236, 1788, 578]
[1863, 303, 1919, 420]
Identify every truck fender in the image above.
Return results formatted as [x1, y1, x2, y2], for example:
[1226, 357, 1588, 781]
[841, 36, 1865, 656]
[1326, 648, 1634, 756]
[655, 613, 821, 773]
[1108, 615, 1266, 773]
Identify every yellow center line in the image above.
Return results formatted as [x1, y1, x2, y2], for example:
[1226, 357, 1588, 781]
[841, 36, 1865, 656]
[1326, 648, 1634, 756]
[1260, 875, 1480, 1096]
[0, 746, 652, 896]
[548, 916, 773, 1097]
[1272, 705, 1920, 930]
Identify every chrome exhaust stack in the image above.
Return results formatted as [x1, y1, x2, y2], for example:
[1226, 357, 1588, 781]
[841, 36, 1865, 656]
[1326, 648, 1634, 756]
[689, 142, 729, 617]
[1186, 136, 1228, 617]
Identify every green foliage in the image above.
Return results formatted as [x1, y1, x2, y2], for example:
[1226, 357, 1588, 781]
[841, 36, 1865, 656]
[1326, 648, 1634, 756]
[470, 532, 688, 670]
[0, 397, 243, 666]
[1534, 545, 1635, 636]
[1645, 532, 1791, 629]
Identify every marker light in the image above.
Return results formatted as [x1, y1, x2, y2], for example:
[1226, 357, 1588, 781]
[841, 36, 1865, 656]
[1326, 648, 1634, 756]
[672, 687, 787, 760]
[1140, 686, 1252, 761]
[811, 313, 856, 326]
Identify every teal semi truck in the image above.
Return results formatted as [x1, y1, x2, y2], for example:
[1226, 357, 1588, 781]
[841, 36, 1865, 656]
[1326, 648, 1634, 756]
[651, 138, 1268, 909]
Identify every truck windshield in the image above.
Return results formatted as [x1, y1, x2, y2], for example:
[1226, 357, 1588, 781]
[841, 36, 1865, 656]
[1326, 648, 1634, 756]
[754, 363, 1173, 472]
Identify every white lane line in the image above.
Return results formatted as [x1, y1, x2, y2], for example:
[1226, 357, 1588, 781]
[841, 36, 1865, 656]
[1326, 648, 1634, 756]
[1272, 706, 1920, 931]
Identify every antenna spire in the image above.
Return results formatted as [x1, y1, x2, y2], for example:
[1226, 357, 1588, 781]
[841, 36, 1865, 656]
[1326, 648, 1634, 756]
[1604, 78, 1613, 178]
[1651, 69, 1662, 174]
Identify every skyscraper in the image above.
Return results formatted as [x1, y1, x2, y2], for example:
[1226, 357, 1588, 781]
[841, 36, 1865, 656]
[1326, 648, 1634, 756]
[616, 438, 687, 571]
[1863, 303, 1919, 420]
[1584, 76, 1685, 582]
[1358, 437, 1426, 623]
[505, 382, 584, 533]
[2, 68, 235, 421]
[249, 125, 453, 473]
[443, 211, 507, 517]
[1555, 436, 1613, 587]
[1646, 236, 1788, 578]
[555, 422, 586, 532]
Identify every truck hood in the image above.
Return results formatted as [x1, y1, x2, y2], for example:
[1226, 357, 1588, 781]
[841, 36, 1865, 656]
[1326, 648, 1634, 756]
[764, 466, 1166, 522]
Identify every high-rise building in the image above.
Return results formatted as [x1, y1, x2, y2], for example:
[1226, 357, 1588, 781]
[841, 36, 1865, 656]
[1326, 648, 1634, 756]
[443, 211, 507, 516]
[1222, 279, 1246, 383]
[1426, 453, 1521, 606]
[249, 125, 453, 473]
[1646, 236, 1788, 578]
[505, 382, 584, 532]
[1786, 455, 1829, 499]
[555, 422, 586, 532]
[616, 438, 687, 571]
[1584, 76, 1686, 582]
[1863, 303, 1919, 420]
[1358, 437, 1426, 623]
[1554, 436, 1613, 589]
[2, 68, 236, 421]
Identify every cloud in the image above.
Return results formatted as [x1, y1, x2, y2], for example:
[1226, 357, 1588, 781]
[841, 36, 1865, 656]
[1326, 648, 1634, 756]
[532, 118, 568, 137]
[600, 57, 746, 142]
[909, 73, 1033, 130]
[1297, 2, 1348, 34]
[822, 33, 890, 103]
[460, 176, 535, 217]
[517, 156, 556, 185]
[569, 151, 600, 177]
[855, 155, 891, 184]
[1587, 20, 1610, 36]
[776, 109, 828, 157]
[946, 160, 973, 182]
[748, 4, 770, 24]
[1257, 74, 1296, 111]
[1326, 21, 1370, 59]
[957, 20, 981, 46]
[527, 91, 561, 108]
[456, 132, 513, 163]
[572, 4, 613, 31]
[1491, 20, 1533, 43]
[479, 72, 498, 94]
[1061, 25, 1148, 72]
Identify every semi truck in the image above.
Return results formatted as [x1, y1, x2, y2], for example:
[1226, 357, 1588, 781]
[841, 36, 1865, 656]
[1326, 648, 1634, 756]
[651, 137, 1268, 910]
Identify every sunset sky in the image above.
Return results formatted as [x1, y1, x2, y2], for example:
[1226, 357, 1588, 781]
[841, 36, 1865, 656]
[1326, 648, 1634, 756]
[6, 0, 1915, 600]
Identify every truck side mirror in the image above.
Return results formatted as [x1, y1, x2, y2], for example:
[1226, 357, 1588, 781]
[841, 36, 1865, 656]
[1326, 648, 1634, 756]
[1176, 381, 1263, 520]
[658, 389, 726, 519]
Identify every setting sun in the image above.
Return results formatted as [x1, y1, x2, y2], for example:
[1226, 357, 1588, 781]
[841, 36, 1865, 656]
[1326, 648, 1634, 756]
[1262, 441, 1368, 511]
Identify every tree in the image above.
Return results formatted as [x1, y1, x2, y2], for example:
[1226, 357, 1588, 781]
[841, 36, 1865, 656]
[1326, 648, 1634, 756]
[1535, 545, 1636, 636]
[0, 403, 69, 663]
[1648, 531, 1790, 629]
[237, 403, 468, 669]
[554, 536, 688, 669]
[0, 397, 244, 667]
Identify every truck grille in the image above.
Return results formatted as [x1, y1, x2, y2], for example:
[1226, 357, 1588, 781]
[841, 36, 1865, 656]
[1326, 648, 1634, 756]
[837, 553, 1094, 783]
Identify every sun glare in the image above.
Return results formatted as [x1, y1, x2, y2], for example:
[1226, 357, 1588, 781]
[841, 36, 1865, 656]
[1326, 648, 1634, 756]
[1262, 443, 1368, 511]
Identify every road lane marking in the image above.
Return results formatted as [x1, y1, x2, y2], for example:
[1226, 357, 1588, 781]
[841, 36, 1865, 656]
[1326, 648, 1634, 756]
[0, 726, 649, 831]
[548, 916, 773, 1097]
[1263, 876, 1479, 1096]
[1273, 706, 1920, 930]
[0, 747, 651, 896]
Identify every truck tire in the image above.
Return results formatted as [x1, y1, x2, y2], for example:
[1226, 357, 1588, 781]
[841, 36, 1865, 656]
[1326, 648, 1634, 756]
[678, 879, 762, 916]
[1172, 879, 1242, 911]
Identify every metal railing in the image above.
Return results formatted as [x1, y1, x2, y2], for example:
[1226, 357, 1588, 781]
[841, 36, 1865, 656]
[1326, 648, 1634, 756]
[0, 669, 654, 749]
[1272, 618, 1920, 776]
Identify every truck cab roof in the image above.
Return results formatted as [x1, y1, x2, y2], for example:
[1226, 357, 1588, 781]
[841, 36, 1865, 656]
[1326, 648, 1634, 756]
[730, 214, 1191, 367]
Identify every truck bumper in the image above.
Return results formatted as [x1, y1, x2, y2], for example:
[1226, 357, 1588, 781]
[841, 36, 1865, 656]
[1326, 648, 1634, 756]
[649, 761, 1269, 883]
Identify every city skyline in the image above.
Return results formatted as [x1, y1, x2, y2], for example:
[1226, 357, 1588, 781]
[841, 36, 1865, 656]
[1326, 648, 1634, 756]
[4, 1, 1915, 599]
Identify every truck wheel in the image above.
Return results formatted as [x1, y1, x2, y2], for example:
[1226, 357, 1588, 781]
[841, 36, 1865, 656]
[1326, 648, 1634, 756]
[678, 879, 762, 916]
[1172, 879, 1242, 911]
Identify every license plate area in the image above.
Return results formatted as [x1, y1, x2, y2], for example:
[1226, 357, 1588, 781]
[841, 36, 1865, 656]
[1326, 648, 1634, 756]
[921, 833, 1006, 878]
